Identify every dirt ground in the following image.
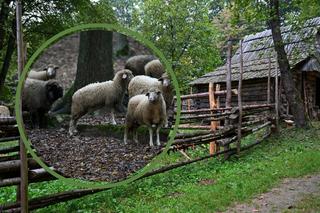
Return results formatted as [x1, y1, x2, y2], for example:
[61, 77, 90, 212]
[26, 114, 164, 182]
[224, 173, 320, 213]
[25, 32, 163, 182]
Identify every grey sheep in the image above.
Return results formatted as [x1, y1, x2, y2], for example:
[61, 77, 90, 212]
[28, 65, 59, 81]
[124, 55, 157, 76]
[69, 69, 134, 136]
[0, 105, 10, 117]
[22, 78, 63, 128]
[144, 59, 165, 78]
[124, 88, 166, 147]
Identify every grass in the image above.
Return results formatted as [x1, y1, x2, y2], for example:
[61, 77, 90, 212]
[1, 123, 320, 212]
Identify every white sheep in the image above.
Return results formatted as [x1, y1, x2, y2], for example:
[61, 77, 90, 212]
[28, 65, 59, 81]
[22, 78, 63, 128]
[124, 88, 166, 147]
[144, 59, 165, 78]
[124, 55, 157, 76]
[128, 73, 173, 111]
[69, 69, 134, 136]
[0, 105, 10, 117]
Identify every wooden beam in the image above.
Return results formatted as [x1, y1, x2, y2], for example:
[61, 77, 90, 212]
[237, 40, 244, 155]
[226, 39, 232, 108]
[209, 82, 217, 154]
[16, 0, 29, 211]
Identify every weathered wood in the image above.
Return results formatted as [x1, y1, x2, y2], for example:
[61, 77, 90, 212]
[0, 168, 56, 187]
[267, 57, 271, 104]
[226, 39, 232, 108]
[2, 189, 106, 212]
[275, 62, 279, 131]
[177, 104, 274, 115]
[0, 117, 16, 125]
[237, 39, 244, 155]
[0, 159, 40, 174]
[178, 125, 211, 129]
[175, 89, 238, 101]
[0, 136, 20, 143]
[187, 87, 192, 111]
[175, 131, 212, 139]
[178, 150, 192, 160]
[0, 145, 19, 154]
[209, 82, 217, 154]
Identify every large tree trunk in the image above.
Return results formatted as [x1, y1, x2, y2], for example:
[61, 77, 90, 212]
[74, 30, 114, 91]
[0, 19, 16, 96]
[51, 30, 113, 114]
[0, 0, 12, 52]
[269, 0, 307, 128]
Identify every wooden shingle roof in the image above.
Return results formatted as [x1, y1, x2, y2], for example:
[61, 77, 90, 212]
[190, 17, 320, 85]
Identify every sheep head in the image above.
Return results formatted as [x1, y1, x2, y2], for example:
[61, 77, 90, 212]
[158, 72, 171, 88]
[44, 64, 59, 78]
[146, 89, 162, 103]
[115, 69, 134, 85]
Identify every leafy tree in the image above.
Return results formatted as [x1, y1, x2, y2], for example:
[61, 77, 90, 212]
[132, 0, 222, 92]
[231, 0, 312, 127]
[0, 0, 116, 102]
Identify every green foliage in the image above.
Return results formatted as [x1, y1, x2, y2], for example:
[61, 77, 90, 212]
[132, 0, 221, 93]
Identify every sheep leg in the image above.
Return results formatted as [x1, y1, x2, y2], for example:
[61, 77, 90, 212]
[156, 126, 161, 146]
[124, 126, 128, 145]
[110, 109, 117, 125]
[134, 131, 138, 143]
[148, 127, 154, 147]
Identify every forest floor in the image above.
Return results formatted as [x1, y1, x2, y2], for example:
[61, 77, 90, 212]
[225, 173, 320, 212]
[26, 114, 163, 182]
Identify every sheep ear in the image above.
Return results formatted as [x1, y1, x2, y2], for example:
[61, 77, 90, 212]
[54, 66, 59, 70]
[146, 92, 149, 97]
[158, 78, 163, 82]
[122, 73, 127, 79]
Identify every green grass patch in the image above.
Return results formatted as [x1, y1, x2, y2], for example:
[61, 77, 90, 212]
[1, 124, 319, 212]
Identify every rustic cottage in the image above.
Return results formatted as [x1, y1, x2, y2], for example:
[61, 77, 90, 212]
[190, 17, 320, 119]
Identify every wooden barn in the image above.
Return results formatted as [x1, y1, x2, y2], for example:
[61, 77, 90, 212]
[190, 17, 320, 119]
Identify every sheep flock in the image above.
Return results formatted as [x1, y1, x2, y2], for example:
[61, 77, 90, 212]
[23, 55, 172, 147]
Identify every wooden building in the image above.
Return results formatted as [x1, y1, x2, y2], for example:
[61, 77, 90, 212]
[190, 17, 320, 119]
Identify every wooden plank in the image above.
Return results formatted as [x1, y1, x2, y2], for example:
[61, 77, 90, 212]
[16, 1, 29, 211]
[209, 82, 217, 154]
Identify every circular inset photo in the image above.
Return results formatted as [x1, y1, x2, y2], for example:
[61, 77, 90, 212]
[19, 27, 177, 184]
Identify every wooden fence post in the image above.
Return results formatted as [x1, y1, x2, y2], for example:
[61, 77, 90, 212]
[16, 0, 29, 212]
[209, 82, 217, 154]
[237, 40, 244, 155]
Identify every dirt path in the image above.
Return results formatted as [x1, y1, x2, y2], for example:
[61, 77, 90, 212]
[225, 173, 320, 213]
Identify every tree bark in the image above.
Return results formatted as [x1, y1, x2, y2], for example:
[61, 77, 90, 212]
[74, 30, 113, 91]
[0, 0, 12, 51]
[51, 30, 113, 114]
[0, 19, 16, 95]
[268, 0, 307, 128]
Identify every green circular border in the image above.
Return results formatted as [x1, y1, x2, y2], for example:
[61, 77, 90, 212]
[15, 23, 181, 189]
